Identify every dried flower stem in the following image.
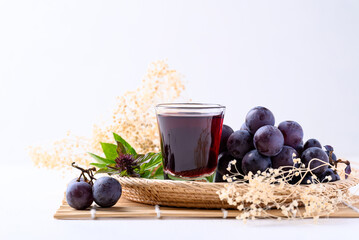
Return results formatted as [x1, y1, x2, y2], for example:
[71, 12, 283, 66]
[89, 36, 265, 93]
[217, 158, 359, 221]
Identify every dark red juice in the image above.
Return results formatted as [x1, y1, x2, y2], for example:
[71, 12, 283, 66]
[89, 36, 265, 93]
[157, 113, 224, 178]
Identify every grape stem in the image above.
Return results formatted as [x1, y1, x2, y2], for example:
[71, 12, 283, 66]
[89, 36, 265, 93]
[71, 162, 97, 186]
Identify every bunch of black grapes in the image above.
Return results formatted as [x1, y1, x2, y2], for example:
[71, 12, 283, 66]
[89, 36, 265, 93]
[66, 176, 122, 210]
[215, 106, 339, 184]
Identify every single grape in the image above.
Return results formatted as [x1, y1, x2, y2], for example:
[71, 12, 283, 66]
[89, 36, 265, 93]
[323, 145, 337, 161]
[326, 151, 337, 161]
[278, 121, 304, 148]
[219, 124, 234, 153]
[253, 125, 284, 157]
[323, 145, 334, 152]
[93, 176, 122, 208]
[294, 140, 304, 156]
[271, 146, 298, 169]
[240, 123, 249, 131]
[214, 152, 242, 182]
[227, 130, 254, 159]
[303, 139, 322, 151]
[299, 173, 316, 185]
[334, 172, 340, 181]
[68, 177, 85, 187]
[66, 181, 93, 210]
[319, 168, 339, 182]
[289, 172, 316, 185]
[245, 106, 275, 134]
[301, 147, 329, 176]
[242, 150, 272, 175]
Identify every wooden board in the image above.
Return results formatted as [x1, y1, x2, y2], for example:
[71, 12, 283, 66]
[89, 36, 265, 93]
[54, 195, 359, 220]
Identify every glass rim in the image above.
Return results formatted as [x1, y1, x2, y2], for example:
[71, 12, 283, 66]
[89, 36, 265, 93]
[155, 103, 226, 110]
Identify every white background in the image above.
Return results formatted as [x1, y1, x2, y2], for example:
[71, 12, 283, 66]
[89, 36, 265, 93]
[0, 0, 359, 239]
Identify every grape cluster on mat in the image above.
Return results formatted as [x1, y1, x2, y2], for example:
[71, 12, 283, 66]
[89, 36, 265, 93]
[215, 106, 340, 184]
[66, 176, 122, 210]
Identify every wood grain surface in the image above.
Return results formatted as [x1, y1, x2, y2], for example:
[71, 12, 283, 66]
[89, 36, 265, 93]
[54, 195, 359, 220]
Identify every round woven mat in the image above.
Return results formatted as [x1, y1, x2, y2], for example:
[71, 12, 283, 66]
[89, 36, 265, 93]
[118, 175, 359, 209]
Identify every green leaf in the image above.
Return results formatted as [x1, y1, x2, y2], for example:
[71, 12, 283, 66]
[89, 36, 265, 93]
[151, 165, 164, 179]
[100, 142, 118, 160]
[116, 141, 126, 156]
[142, 154, 162, 170]
[137, 152, 156, 164]
[95, 167, 119, 175]
[90, 163, 108, 168]
[141, 170, 152, 179]
[113, 132, 137, 156]
[205, 173, 215, 183]
[88, 152, 115, 164]
[138, 152, 162, 169]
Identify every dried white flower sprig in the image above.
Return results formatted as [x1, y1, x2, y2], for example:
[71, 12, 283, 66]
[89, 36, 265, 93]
[29, 60, 185, 171]
[217, 156, 359, 221]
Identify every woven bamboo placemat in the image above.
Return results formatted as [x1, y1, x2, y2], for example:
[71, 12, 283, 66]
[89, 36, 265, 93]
[54, 195, 359, 220]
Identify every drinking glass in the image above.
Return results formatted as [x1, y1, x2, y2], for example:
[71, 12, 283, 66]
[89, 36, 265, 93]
[155, 103, 225, 180]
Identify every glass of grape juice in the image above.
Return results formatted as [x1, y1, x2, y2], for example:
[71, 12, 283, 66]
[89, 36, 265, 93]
[155, 103, 225, 180]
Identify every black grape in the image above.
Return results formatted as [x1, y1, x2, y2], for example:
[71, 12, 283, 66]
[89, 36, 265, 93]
[214, 152, 242, 182]
[68, 177, 85, 187]
[219, 124, 234, 153]
[319, 168, 339, 182]
[278, 121, 304, 148]
[227, 130, 254, 159]
[253, 125, 284, 157]
[245, 106, 275, 134]
[300, 173, 316, 185]
[301, 147, 329, 176]
[66, 181, 93, 210]
[242, 150, 272, 175]
[294, 140, 304, 156]
[240, 123, 249, 131]
[271, 146, 298, 169]
[93, 177, 122, 208]
[303, 139, 322, 151]
[324, 145, 337, 161]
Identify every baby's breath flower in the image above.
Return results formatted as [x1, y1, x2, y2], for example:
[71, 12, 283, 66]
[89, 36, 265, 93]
[216, 159, 357, 222]
[29, 60, 185, 171]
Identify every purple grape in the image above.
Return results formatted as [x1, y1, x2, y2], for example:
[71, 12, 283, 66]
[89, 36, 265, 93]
[294, 140, 304, 156]
[301, 147, 329, 176]
[227, 130, 254, 159]
[242, 150, 272, 175]
[326, 151, 337, 161]
[240, 123, 249, 131]
[278, 121, 304, 148]
[68, 177, 85, 187]
[93, 177, 122, 208]
[319, 168, 339, 182]
[66, 181, 93, 210]
[245, 106, 275, 134]
[271, 146, 298, 169]
[289, 172, 315, 185]
[253, 125, 284, 157]
[334, 172, 340, 181]
[323, 145, 334, 152]
[299, 173, 316, 185]
[214, 152, 242, 182]
[324, 145, 337, 161]
[219, 124, 234, 153]
[303, 139, 322, 151]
